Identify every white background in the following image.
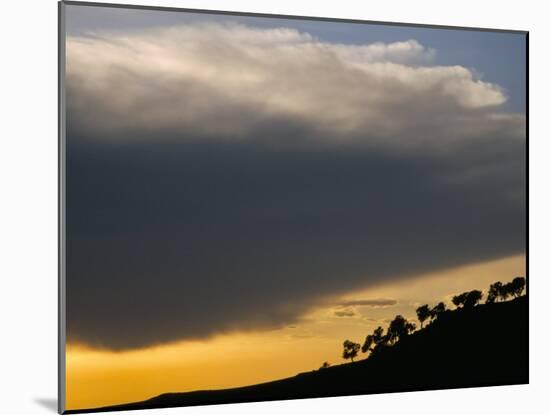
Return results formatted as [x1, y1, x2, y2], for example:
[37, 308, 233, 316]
[0, 0, 547, 414]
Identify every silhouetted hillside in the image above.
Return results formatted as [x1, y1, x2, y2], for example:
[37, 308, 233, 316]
[67, 296, 527, 414]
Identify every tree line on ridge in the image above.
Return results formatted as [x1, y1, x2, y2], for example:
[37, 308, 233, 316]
[325, 276, 526, 367]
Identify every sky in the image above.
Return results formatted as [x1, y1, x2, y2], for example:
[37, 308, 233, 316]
[63, 3, 526, 410]
[65, 4, 526, 111]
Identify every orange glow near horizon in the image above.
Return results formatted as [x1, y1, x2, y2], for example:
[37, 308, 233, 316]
[66, 254, 525, 410]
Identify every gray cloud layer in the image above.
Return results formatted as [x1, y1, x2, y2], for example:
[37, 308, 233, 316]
[334, 310, 357, 318]
[337, 299, 398, 308]
[65, 23, 525, 350]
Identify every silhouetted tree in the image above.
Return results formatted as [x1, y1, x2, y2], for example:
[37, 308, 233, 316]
[343, 340, 360, 362]
[430, 302, 446, 321]
[386, 315, 416, 345]
[319, 361, 331, 369]
[361, 334, 374, 354]
[464, 290, 483, 308]
[337, 278, 522, 371]
[486, 281, 503, 303]
[487, 279, 524, 303]
[453, 290, 482, 309]
[362, 326, 389, 354]
[452, 292, 468, 308]
[498, 284, 511, 302]
[509, 277, 526, 298]
[372, 326, 385, 344]
[416, 304, 431, 329]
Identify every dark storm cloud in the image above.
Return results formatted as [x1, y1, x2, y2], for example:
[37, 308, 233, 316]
[66, 126, 525, 350]
[64, 23, 526, 350]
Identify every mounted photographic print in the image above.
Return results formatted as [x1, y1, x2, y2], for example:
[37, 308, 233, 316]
[58, 1, 528, 413]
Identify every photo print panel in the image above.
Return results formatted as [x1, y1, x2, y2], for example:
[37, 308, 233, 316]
[59, 1, 528, 413]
